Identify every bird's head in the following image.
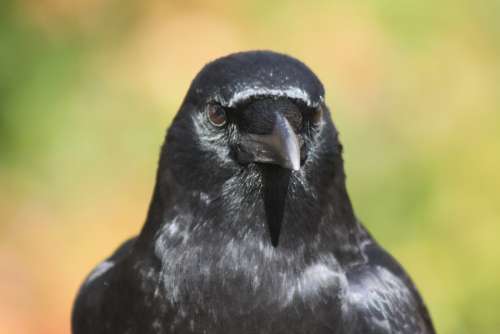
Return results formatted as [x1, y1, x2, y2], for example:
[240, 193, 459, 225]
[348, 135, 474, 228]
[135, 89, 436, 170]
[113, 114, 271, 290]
[156, 51, 347, 248]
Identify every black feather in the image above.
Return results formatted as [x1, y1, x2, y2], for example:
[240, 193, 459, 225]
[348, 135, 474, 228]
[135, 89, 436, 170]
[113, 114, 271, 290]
[72, 50, 435, 334]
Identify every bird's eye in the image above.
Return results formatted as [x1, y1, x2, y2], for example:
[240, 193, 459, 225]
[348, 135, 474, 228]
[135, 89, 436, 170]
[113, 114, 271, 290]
[310, 105, 324, 126]
[206, 104, 227, 127]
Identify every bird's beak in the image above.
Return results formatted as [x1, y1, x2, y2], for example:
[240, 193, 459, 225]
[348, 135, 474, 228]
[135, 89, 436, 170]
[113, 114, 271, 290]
[237, 113, 301, 171]
[236, 113, 300, 247]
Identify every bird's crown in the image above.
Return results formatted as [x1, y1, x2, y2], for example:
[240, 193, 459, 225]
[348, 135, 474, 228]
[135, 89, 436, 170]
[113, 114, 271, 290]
[186, 50, 325, 109]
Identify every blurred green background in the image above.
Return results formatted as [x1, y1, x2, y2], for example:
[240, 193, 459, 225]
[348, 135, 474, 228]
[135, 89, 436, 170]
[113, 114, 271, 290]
[1, 0, 499, 333]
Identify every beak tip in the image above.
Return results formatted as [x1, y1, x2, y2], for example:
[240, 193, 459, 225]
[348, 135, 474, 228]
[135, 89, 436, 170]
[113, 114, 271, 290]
[275, 114, 301, 171]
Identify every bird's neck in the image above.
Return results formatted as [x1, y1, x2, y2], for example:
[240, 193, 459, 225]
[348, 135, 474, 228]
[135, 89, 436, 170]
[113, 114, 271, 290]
[137, 162, 364, 266]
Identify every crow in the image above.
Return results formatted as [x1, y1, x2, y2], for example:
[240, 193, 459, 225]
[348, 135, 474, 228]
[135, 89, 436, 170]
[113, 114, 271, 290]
[72, 50, 435, 334]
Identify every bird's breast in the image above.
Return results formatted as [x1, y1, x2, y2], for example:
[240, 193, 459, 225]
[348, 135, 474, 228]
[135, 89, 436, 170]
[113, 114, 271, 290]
[148, 236, 353, 333]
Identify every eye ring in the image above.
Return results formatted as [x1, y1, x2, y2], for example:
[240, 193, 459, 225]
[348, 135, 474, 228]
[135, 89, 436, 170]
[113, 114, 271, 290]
[206, 104, 227, 127]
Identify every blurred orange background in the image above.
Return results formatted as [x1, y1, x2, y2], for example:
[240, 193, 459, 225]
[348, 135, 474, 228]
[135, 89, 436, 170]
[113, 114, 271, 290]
[1, 1, 499, 333]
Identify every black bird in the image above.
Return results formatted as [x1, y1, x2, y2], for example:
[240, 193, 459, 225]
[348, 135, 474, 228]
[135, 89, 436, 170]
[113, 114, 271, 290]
[72, 51, 435, 334]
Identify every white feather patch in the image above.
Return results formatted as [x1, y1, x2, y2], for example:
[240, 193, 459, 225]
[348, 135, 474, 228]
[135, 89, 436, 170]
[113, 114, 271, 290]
[221, 87, 320, 108]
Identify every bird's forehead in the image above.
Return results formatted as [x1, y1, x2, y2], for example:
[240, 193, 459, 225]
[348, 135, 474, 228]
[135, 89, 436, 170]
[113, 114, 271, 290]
[187, 51, 325, 108]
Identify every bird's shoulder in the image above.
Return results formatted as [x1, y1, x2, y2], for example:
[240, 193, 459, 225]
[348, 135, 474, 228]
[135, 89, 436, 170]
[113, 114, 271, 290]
[72, 237, 142, 334]
[342, 225, 435, 334]
[82, 236, 136, 286]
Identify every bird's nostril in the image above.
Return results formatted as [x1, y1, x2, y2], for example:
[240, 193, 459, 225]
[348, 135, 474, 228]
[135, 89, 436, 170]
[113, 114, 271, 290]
[237, 97, 302, 135]
[282, 108, 303, 133]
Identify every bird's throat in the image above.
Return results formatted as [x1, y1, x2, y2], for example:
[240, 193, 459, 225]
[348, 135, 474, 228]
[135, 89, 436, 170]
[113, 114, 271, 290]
[261, 165, 292, 247]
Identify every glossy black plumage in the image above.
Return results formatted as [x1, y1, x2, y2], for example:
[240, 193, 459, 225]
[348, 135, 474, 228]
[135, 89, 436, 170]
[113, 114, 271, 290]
[72, 51, 435, 334]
